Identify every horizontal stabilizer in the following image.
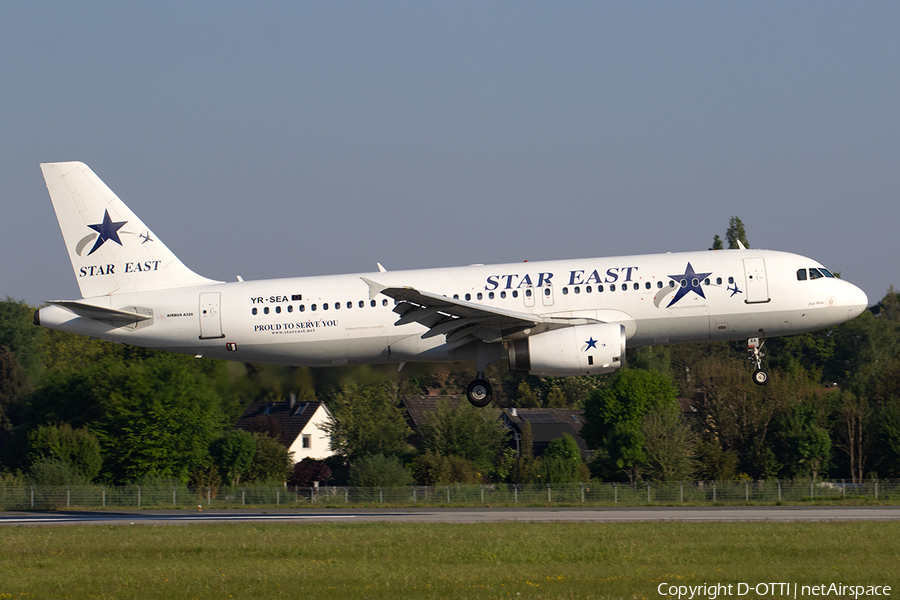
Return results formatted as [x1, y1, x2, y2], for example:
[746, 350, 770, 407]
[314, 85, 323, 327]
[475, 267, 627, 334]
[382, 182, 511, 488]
[50, 301, 152, 326]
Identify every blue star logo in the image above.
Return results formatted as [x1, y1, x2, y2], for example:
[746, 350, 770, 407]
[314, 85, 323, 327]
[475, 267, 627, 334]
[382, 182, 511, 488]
[666, 262, 712, 307]
[584, 337, 598, 351]
[86, 210, 127, 255]
[727, 283, 743, 297]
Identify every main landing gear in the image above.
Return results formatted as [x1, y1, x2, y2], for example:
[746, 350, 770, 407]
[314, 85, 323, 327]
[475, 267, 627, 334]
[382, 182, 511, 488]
[466, 374, 493, 408]
[748, 337, 769, 386]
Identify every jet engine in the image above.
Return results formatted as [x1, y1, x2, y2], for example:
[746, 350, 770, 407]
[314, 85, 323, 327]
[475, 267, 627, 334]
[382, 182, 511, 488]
[507, 323, 625, 377]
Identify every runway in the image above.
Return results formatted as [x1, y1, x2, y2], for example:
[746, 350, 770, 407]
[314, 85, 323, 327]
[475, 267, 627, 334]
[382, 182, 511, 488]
[2, 506, 899, 526]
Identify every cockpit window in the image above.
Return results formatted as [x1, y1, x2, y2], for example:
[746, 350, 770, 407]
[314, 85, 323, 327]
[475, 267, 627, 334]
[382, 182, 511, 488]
[809, 268, 824, 280]
[797, 269, 807, 281]
[820, 268, 835, 278]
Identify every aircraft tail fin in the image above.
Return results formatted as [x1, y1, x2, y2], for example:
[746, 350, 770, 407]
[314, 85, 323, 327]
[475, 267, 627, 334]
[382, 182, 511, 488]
[41, 161, 220, 298]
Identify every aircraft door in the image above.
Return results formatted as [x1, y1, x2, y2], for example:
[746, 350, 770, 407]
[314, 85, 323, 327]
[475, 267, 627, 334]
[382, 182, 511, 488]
[523, 285, 535, 308]
[541, 285, 555, 306]
[743, 258, 770, 304]
[199, 292, 225, 339]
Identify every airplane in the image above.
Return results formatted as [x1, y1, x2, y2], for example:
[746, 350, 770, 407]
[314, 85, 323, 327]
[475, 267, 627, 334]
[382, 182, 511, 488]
[34, 161, 869, 407]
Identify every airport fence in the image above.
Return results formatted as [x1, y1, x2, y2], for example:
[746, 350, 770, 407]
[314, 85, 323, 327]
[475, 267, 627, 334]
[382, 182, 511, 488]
[0, 479, 897, 510]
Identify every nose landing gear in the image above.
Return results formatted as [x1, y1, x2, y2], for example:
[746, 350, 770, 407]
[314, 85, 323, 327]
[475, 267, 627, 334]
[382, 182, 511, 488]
[748, 337, 769, 385]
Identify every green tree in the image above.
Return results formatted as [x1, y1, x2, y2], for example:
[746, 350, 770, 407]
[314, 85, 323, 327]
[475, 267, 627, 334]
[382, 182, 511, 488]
[832, 390, 871, 483]
[348, 453, 412, 487]
[243, 433, 293, 484]
[210, 430, 256, 485]
[777, 403, 831, 480]
[26, 423, 102, 483]
[0, 299, 46, 426]
[539, 433, 582, 483]
[726, 216, 749, 249]
[874, 400, 900, 477]
[25, 354, 227, 483]
[325, 383, 414, 460]
[418, 401, 509, 473]
[0, 298, 45, 380]
[710, 234, 724, 251]
[582, 369, 678, 484]
[545, 385, 567, 408]
[639, 403, 697, 481]
[516, 381, 541, 408]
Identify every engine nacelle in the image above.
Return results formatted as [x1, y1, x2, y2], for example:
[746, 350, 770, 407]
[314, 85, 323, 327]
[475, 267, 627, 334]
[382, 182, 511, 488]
[507, 323, 626, 377]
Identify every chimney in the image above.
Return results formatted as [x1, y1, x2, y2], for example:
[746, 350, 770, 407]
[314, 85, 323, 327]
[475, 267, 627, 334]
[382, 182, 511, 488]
[289, 393, 297, 412]
[511, 407, 518, 417]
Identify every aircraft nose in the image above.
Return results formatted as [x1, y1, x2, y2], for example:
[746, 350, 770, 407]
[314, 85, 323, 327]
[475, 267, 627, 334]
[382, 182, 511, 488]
[845, 282, 868, 319]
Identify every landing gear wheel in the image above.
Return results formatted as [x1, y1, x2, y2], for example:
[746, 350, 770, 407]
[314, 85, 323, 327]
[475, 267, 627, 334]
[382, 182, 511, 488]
[752, 368, 769, 386]
[466, 378, 493, 407]
[747, 337, 768, 386]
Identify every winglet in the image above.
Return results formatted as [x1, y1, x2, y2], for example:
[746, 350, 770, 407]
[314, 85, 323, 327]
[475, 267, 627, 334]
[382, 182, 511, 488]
[360, 277, 388, 300]
[737, 240, 747, 250]
[377, 262, 387, 273]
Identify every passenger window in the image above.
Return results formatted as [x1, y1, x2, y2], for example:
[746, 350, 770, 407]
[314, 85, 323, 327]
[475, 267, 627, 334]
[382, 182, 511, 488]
[562, 287, 569, 295]
[453, 294, 459, 300]
[598, 285, 604, 292]
[704, 278, 710, 285]
[477, 293, 483, 300]
[500, 291, 506, 299]
[264, 307, 270, 315]
[252, 307, 258, 315]
[347, 301, 352, 309]
[333, 302, 339, 310]
[633, 283, 639, 290]
[323, 303, 329, 310]
[382, 299, 388, 306]
[287, 305, 293, 313]
[645, 282, 651, 290]
[311, 304, 317, 311]
[370, 300, 376, 307]
[574, 287, 580, 294]
[359, 301, 364, 308]
[525, 289, 532, 297]
[586, 286, 592, 293]
[300, 305, 305, 312]
[657, 281, 663, 289]
[716, 277, 722, 285]
[512, 290, 519, 298]
[728, 277, 734, 284]
[809, 268, 823, 280]
[465, 293, 471, 301]
[275, 306, 281, 314]
[797, 269, 807, 281]
[544, 288, 551, 296]
[610, 284, 616, 291]
[669, 281, 675, 288]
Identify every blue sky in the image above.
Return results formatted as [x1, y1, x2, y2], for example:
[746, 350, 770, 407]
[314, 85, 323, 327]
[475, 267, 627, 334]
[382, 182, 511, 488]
[2, 2, 897, 305]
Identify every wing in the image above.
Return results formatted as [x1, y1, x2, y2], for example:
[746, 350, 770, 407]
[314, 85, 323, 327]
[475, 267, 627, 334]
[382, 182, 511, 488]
[361, 277, 599, 348]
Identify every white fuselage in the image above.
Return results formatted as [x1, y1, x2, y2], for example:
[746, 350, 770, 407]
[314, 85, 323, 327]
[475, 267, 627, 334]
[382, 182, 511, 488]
[37, 248, 869, 368]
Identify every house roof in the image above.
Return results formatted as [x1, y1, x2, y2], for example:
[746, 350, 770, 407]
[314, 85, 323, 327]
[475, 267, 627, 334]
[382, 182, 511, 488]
[501, 408, 591, 459]
[401, 395, 464, 435]
[233, 400, 328, 447]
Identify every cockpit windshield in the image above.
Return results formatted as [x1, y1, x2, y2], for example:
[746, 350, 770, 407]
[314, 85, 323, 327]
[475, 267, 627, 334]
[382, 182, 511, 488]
[797, 267, 836, 281]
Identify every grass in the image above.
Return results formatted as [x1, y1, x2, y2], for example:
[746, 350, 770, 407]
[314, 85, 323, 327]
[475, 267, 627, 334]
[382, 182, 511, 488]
[1, 521, 898, 599]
